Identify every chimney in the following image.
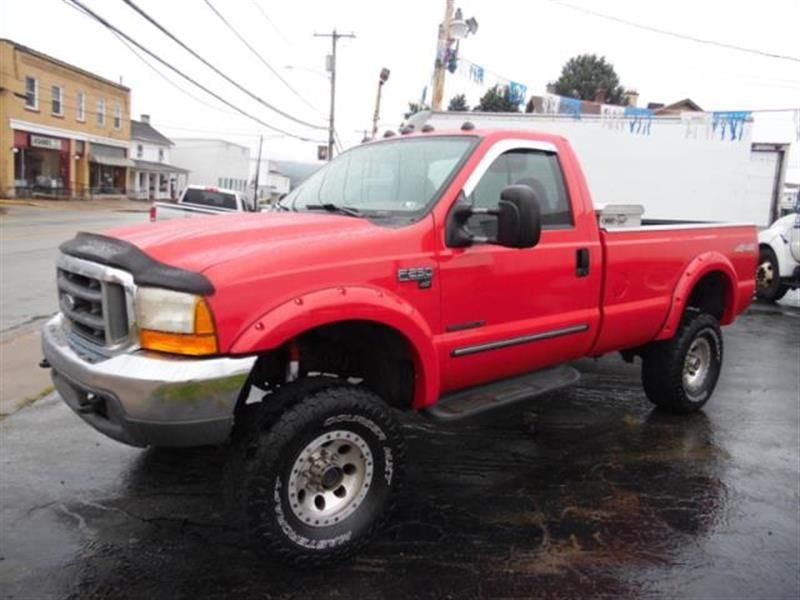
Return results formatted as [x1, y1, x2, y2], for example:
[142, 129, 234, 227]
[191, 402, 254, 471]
[594, 87, 607, 104]
[140, 114, 150, 124]
[623, 89, 639, 107]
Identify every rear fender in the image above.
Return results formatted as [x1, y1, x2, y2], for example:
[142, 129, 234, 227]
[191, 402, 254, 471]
[229, 286, 439, 409]
[654, 252, 738, 340]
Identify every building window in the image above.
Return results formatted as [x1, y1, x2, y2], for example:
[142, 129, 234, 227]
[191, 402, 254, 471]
[158, 148, 164, 162]
[51, 85, 63, 116]
[113, 102, 122, 129]
[136, 144, 143, 158]
[96, 99, 105, 126]
[76, 92, 85, 121]
[25, 76, 38, 110]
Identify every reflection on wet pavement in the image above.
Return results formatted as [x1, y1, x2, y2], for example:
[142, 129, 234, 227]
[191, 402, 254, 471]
[0, 304, 798, 599]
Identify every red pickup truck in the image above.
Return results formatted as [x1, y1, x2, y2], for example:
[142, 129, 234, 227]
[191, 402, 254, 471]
[43, 127, 756, 564]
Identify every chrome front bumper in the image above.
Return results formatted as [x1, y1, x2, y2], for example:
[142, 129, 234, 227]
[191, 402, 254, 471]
[42, 314, 256, 448]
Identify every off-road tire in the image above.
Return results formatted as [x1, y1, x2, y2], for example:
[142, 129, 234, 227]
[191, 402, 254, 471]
[756, 246, 786, 302]
[225, 378, 405, 565]
[642, 314, 723, 414]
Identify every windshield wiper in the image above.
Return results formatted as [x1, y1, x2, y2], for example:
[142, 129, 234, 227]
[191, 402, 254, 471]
[305, 203, 364, 218]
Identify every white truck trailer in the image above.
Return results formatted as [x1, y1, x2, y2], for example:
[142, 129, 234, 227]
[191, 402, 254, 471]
[406, 110, 790, 227]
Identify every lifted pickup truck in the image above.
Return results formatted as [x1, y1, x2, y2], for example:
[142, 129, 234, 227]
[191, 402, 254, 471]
[149, 184, 258, 221]
[43, 127, 756, 564]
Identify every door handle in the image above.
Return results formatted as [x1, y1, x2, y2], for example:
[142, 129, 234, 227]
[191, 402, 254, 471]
[576, 248, 590, 277]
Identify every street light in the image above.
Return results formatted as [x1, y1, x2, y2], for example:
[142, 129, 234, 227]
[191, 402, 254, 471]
[449, 9, 478, 39]
[371, 68, 390, 138]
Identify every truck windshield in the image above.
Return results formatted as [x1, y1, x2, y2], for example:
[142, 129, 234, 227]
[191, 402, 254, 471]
[286, 136, 477, 217]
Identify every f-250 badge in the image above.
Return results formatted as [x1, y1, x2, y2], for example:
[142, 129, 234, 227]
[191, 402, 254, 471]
[397, 267, 433, 289]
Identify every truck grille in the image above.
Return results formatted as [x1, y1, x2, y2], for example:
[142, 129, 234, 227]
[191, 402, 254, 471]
[57, 265, 130, 347]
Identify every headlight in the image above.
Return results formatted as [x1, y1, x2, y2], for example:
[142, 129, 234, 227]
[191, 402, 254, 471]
[135, 288, 218, 355]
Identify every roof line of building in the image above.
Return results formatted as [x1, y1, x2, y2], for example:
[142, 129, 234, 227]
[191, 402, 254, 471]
[169, 137, 251, 151]
[0, 38, 131, 92]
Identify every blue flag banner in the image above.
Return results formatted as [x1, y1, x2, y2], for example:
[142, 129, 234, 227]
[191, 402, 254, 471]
[624, 106, 654, 135]
[559, 97, 582, 119]
[711, 111, 751, 141]
[509, 81, 527, 106]
[468, 63, 485, 84]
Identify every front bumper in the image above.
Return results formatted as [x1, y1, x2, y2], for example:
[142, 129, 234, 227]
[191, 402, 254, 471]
[42, 314, 255, 447]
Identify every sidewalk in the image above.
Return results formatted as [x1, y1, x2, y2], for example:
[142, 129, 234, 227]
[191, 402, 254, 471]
[0, 196, 150, 213]
[0, 322, 52, 419]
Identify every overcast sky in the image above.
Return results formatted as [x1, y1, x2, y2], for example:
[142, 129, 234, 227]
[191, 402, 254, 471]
[2, 0, 798, 180]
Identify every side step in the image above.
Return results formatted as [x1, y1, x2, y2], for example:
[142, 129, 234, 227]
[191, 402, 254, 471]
[424, 365, 580, 422]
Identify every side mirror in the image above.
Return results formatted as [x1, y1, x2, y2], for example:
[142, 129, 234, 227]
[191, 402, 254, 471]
[496, 184, 541, 248]
[446, 185, 541, 249]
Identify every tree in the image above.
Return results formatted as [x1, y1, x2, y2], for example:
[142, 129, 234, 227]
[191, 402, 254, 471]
[550, 54, 626, 105]
[447, 94, 469, 111]
[474, 85, 520, 113]
[404, 101, 429, 119]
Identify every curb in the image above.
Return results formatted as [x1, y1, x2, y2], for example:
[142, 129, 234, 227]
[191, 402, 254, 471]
[0, 199, 39, 207]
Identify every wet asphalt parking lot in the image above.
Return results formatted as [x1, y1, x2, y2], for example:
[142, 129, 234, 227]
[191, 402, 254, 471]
[0, 301, 798, 599]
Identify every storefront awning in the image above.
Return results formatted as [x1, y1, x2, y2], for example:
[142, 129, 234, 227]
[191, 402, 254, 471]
[132, 159, 190, 174]
[89, 154, 135, 168]
[90, 142, 135, 168]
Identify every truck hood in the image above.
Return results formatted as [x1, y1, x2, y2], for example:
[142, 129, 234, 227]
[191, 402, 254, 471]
[103, 212, 389, 274]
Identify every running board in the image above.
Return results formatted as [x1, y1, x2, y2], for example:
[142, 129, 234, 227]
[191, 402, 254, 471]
[424, 365, 580, 422]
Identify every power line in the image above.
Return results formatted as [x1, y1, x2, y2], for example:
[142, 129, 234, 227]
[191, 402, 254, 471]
[108, 29, 242, 117]
[121, 0, 326, 131]
[250, 0, 293, 48]
[65, 0, 283, 121]
[203, 0, 324, 117]
[65, 0, 325, 142]
[547, 0, 800, 64]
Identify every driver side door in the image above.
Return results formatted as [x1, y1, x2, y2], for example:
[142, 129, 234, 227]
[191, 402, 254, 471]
[437, 140, 602, 393]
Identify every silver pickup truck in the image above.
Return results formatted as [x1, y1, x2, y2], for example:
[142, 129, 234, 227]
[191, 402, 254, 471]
[150, 185, 259, 221]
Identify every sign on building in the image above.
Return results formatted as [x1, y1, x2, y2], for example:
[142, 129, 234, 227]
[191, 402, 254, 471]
[30, 135, 63, 150]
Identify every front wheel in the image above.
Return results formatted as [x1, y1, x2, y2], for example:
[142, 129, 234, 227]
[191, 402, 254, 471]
[641, 314, 723, 414]
[227, 379, 405, 565]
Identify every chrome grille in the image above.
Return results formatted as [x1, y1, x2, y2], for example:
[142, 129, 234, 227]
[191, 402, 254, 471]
[56, 255, 134, 349]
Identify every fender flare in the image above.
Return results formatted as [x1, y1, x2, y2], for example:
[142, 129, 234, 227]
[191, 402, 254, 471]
[229, 285, 439, 409]
[654, 252, 738, 340]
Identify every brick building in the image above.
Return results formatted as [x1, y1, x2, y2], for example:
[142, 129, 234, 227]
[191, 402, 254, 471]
[0, 39, 132, 198]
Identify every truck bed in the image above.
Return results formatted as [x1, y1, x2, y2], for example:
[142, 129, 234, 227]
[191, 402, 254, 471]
[591, 221, 757, 355]
[151, 201, 238, 221]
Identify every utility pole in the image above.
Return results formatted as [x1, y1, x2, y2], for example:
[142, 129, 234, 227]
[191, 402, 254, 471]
[431, 0, 454, 111]
[314, 29, 355, 161]
[252, 134, 263, 209]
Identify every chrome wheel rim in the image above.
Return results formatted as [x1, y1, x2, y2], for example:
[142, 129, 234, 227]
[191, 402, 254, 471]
[683, 337, 711, 395]
[757, 260, 774, 291]
[288, 430, 373, 528]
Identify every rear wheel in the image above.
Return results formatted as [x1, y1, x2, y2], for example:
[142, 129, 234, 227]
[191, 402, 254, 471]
[756, 246, 786, 301]
[642, 313, 723, 414]
[226, 379, 405, 565]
